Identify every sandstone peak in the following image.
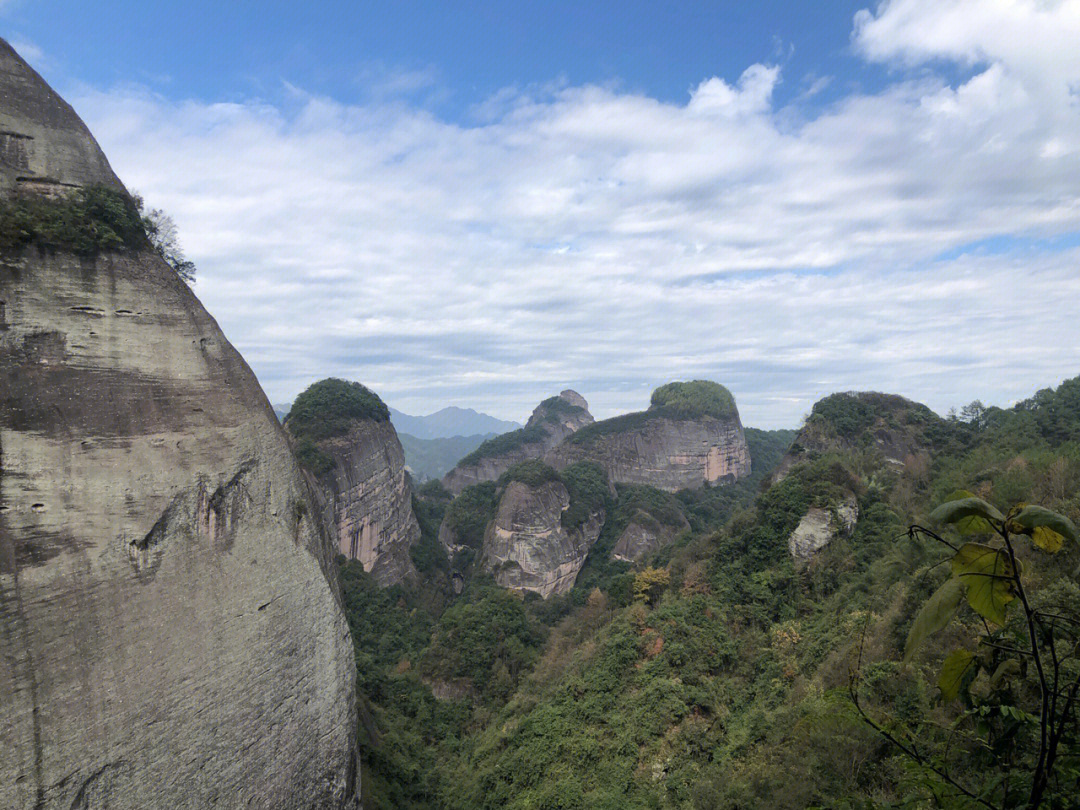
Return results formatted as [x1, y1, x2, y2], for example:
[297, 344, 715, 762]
[0, 38, 123, 196]
[0, 41, 357, 807]
[558, 389, 589, 410]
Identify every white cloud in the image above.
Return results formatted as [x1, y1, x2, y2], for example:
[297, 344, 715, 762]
[63, 0, 1080, 427]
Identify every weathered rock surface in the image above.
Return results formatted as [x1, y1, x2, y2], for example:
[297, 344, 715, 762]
[787, 495, 859, 563]
[482, 480, 604, 598]
[443, 390, 593, 494]
[611, 511, 690, 563]
[0, 40, 123, 196]
[549, 414, 751, 492]
[0, 41, 358, 809]
[305, 419, 421, 587]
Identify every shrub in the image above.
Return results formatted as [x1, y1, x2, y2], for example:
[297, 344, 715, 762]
[649, 380, 737, 420]
[286, 378, 390, 445]
[0, 184, 149, 256]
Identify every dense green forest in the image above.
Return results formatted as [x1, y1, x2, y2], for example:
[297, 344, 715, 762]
[339, 378, 1080, 809]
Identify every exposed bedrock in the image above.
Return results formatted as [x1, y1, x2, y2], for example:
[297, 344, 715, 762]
[304, 418, 421, 587]
[481, 480, 604, 598]
[0, 39, 358, 810]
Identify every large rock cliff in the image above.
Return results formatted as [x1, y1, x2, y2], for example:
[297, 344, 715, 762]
[0, 41, 358, 809]
[548, 381, 751, 492]
[479, 461, 607, 598]
[286, 379, 421, 588]
[442, 390, 593, 494]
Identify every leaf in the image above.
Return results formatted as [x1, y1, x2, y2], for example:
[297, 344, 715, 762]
[951, 543, 1017, 625]
[904, 578, 966, 662]
[989, 659, 1022, 690]
[943, 490, 997, 535]
[930, 497, 1004, 534]
[1005, 504, 1077, 553]
[939, 649, 977, 701]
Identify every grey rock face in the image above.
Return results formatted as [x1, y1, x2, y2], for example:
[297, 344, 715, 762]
[482, 480, 604, 598]
[549, 415, 751, 493]
[0, 39, 122, 195]
[442, 390, 593, 495]
[305, 419, 421, 587]
[787, 495, 859, 564]
[611, 512, 690, 563]
[0, 41, 358, 810]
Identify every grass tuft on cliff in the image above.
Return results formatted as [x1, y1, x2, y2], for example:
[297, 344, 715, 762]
[0, 184, 149, 256]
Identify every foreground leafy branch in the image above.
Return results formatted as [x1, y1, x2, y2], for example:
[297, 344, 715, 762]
[851, 492, 1080, 808]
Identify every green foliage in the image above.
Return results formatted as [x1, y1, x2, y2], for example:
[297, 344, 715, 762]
[399, 432, 495, 481]
[293, 437, 334, 475]
[442, 482, 498, 551]
[498, 458, 562, 489]
[0, 184, 150, 256]
[456, 423, 549, 466]
[560, 461, 610, 531]
[649, 379, 737, 420]
[345, 375, 1080, 810]
[533, 395, 588, 424]
[421, 582, 546, 698]
[286, 378, 390, 446]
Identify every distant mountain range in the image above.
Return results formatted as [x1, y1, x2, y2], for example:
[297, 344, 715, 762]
[387, 406, 521, 440]
[397, 433, 496, 482]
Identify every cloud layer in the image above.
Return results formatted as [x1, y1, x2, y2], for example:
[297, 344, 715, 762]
[67, 0, 1080, 426]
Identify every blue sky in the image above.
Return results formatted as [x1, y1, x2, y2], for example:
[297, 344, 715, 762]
[5, 1, 1080, 426]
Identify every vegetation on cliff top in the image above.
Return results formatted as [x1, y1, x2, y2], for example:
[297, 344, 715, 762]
[0, 184, 149, 256]
[0, 184, 196, 280]
[454, 396, 587, 468]
[455, 423, 549, 468]
[286, 378, 390, 473]
[569, 380, 738, 447]
[650, 379, 737, 420]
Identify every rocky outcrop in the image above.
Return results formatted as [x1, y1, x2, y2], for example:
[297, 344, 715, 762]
[0, 41, 123, 197]
[774, 391, 947, 482]
[548, 382, 751, 492]
[611, 511, 690, 563]
[482, 478, 604, 598]
[311, 419, 420, 587]
[0, 41, 358, 809]
[286, 379, 421, 588]
[788, 495, 859, 564]
[443, 390, 593, 494]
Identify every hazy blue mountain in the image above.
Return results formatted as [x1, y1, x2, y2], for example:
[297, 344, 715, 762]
[387, 406, 520, 440]
[397, 432, 497, 482]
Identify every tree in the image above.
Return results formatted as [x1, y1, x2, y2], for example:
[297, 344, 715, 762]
[144, 207, 196, 282]
[633, 566, 670, 606]
[851, 492, 1080, 809]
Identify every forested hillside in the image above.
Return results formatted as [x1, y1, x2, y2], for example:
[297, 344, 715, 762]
[340, 378, 1080, 809]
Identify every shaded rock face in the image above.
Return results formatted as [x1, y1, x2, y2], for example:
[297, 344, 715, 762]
[305, 419, 421, 587]
[442, 390, 593, 494]
[549, 416, 751, 493]
[0, 42, 357, 810]
[482, 480, 604, 598]
[787, 495, 859, 564]
[611, 512, 690, 563]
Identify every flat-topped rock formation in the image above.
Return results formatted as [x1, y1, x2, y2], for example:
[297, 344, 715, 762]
[479, 461, 607, 598]
[548, 381, 751, 492]
[286, 378, 421, 587]
[442, 390, 593, 495]
[0, 40, 358, 809]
